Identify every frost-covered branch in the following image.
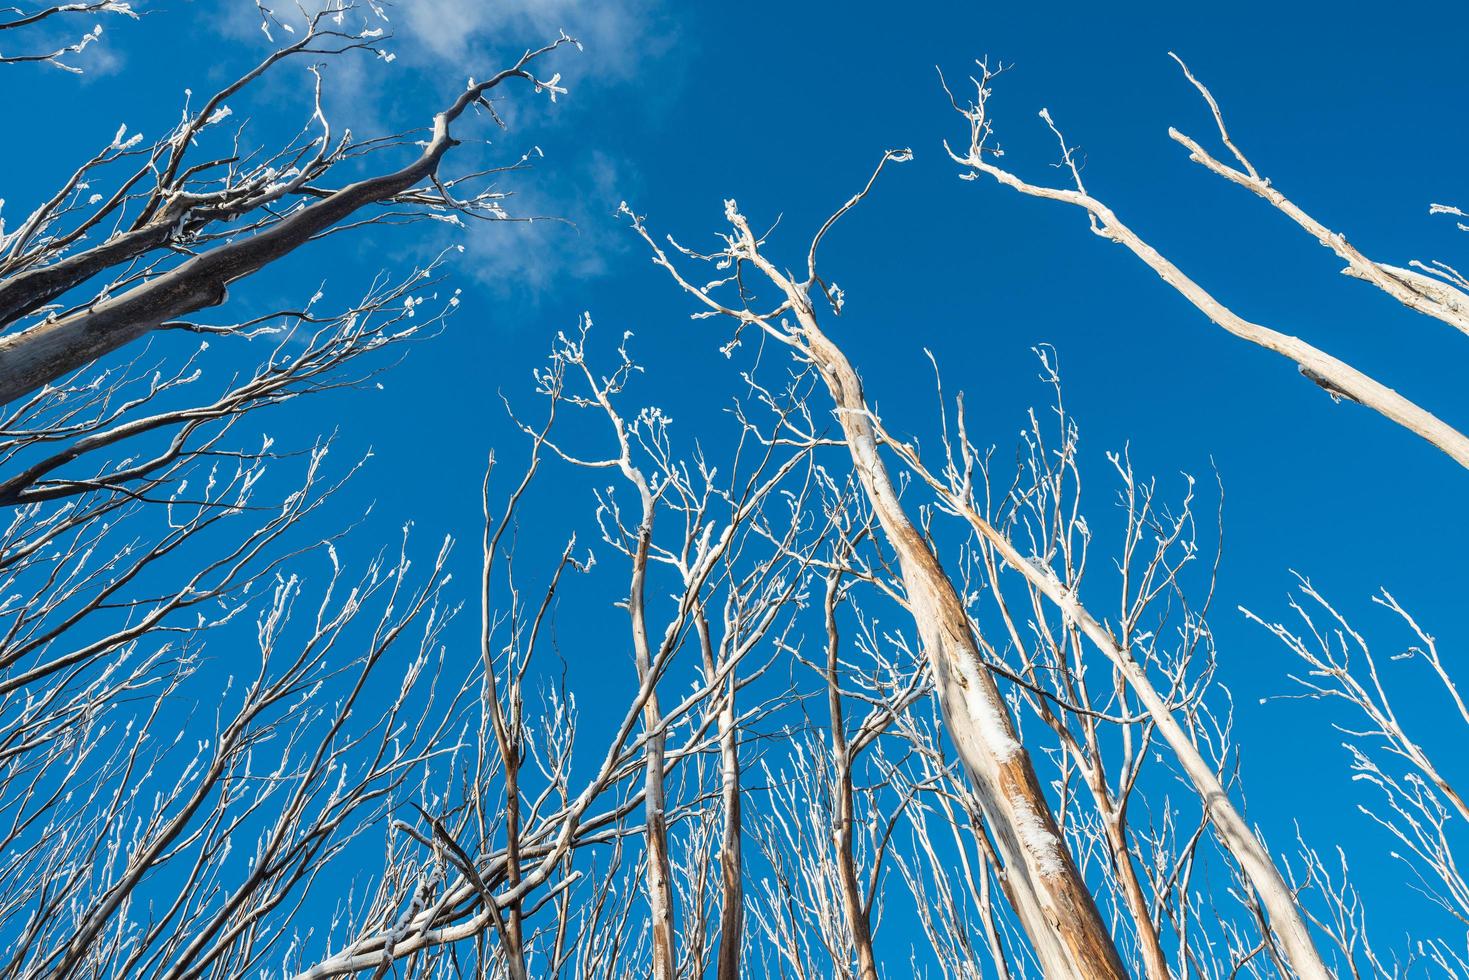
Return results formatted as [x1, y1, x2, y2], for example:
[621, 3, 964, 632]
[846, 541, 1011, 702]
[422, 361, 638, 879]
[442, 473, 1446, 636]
[0, 3, 578, 405]
[0, 0, 136, 72]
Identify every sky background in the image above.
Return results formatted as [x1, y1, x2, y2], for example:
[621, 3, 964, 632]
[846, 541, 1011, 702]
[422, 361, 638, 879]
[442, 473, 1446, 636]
[6, 0, 1469, 963]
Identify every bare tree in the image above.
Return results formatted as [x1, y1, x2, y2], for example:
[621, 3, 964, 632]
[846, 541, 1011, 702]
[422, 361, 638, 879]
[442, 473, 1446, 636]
[10, 8, 1467, 976]
[1249, 579, 1469, 974]
[0, 276, 473, 977]
[0, 1, 576, 405]
[619, 127, 1412, 972]
[0, 12, 869, 970]
[940, 56, 1469, 471]
[232, 319, 828, 978]
[475, 320, 829, 978]
[0, 7, 610, 976]
[624, 181, 1136, 975]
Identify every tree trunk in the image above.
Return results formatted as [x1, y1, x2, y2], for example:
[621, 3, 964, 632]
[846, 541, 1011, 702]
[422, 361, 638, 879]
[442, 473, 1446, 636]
[772, 280, 1127, 977]
[700, 614, 744, 980]
[630, 515, 677, 980]
[925, 474, 1332, 980]
[714, 672, 744, 980]
[825, 574, 880, 980]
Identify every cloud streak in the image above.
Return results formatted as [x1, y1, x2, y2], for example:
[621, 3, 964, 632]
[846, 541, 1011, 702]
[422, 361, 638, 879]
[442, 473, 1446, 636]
[461, 149, 634, 299]
[397, 0, 668, 80]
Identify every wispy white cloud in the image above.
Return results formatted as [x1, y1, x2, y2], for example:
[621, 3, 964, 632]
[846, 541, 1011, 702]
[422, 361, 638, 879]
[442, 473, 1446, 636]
[196, 0, 673, 301]
[461, 149, 635, 298]
[396, 0, 671, 81]
[385, 1, 673, 300]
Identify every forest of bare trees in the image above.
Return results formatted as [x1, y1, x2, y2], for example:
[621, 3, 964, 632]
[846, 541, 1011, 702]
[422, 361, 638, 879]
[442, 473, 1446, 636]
[1, 1, 1465, 977]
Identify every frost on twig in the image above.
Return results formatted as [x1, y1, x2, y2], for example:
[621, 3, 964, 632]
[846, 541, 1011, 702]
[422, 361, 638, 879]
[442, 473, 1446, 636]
[0, 7, 579, 406]
[0, 1, 137, 73]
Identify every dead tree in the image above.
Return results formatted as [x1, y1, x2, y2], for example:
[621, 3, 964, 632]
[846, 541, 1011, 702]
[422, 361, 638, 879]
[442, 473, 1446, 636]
[940, 56, 1469, 471]
[1248, 579, 1469, 974]
[0, 1, 576, 406]
[0, 269, 474, 978]
[0, 8, 612, 976]
[624, 174, 1132, 977]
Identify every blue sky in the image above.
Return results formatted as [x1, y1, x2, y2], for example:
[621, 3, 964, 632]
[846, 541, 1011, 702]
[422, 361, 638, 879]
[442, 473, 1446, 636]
[8, 0, 1469, 964]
